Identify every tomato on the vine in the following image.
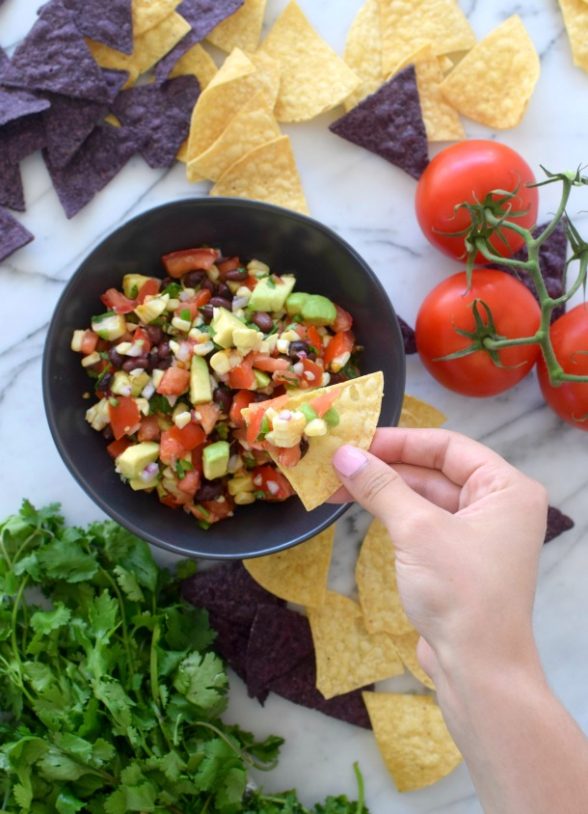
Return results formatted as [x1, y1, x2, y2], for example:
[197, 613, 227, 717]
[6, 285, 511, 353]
[416, 269, 541, 397]
[537, 304, 588, 430]
[415, 141, 538, 261]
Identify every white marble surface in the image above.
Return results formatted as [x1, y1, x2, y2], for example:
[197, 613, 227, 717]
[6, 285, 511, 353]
[1, 1, 588, 812]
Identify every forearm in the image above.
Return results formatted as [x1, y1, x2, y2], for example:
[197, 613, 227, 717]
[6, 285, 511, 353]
[436, 648, 588, 814]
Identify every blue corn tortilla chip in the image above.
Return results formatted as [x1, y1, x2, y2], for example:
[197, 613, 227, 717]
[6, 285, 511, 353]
[155, 0, 243, 83]
[490, 221, 568, 323]
[268, 655, 373, 729]
[246, 605, 314, 703]
[0, 114, 46, 164]
[398, 316, 417, 354]
[545, 505, 575, 544]
[0, 208, 34, 262]
[63, 0, 133, 55]
[112, 75, 199, 168]
[0, 157, 25, 212]
[5, 0, 109, 103]
[0, 87, 51, 128]
[43, 70, 128, 169]
[182, 562, 285, 626]
[329, 65, 429, 180]
[43, 122, 142, 218]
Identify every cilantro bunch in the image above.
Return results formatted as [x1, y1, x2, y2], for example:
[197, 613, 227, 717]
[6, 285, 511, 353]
[0, 502, 367, 814]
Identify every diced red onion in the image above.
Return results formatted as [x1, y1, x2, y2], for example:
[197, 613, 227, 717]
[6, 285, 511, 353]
[141, 463, 158, 482]
[266, 480, 279, 496]
[232, 296, 249, 311]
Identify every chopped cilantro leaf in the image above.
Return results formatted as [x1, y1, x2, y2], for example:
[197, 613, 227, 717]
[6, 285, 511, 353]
[163, 282, 182, 298]
[149, 394, 172, 415]
[175, 459, 193, 479]
[180, 308, 191, 322]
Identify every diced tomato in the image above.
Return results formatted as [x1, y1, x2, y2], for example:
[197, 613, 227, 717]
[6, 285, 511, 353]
[191, 444, 204, 474]
[297, 358, 324, 389]
[307, 325, 323, 355]
[324, 331, 355, 369]
[230, 390, 255, 427]
[101, 288, 136, 314]
[251, 354, 290, 373]
[106, 437, 132, 458]
[333, 304, 353, 333]
[136, 278, 161, 303]
[175, 288, 211, 320]
[109, 396, 141, 440]
[170, 421, 206, 451]
[202, 497, 235, 522]
[194, 402, 220, 434]
[160, 429, 186, 465]
[160, 493, 181, 509]
[80, 330, 99, 355]
[251, 465, 294, 501]
[245, 408, 267, 446]
[243, 275, 257, 290]
[217, 257, 240, 275]
[162, 247, 219, 278]
[133, 326, 152, 354]
[178, 468, 201, 498]
[272, 369, 301, 387]
[157, 367, 190, 396]
[228, 357, 256, 390]
[310, 390, 339, 418]
[277, 445, 301, 468]
[138, 415, 161, 442]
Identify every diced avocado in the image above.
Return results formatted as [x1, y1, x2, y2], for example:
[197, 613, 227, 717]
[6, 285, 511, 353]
[134, 294, 169, 323]
[203, 441, 230, 480]
[298, 403, 318, 423]
[190, 356, 212, 405]
[248, 274, 296, 313]
[115, 442, 159, 480]
[211, 308, 245, 348]
[323, 407, 340, 427]
[123, 274, 157, 299]
[233, 325, 262, 352]
[285, 291, 310, 316]
[300, 295, 337, 326]
[91, 312, 127, 341]
[128, 476, 158, 491]
[253, 369, 271, 389]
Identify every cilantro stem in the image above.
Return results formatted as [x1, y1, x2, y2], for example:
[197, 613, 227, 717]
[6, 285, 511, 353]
[353, 762, 365, 814]
[189, 721, 279, 771]
[100, 567, 137, 683]
[10, 575, 34, 704]
[149, 620, 174, 752]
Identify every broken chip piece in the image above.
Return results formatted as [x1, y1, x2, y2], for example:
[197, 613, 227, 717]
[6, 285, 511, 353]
[0, 207, 34, 262]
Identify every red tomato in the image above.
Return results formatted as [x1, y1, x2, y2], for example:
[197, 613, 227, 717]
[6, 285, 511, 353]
[333, 305, 353, 333]
[252, 465, 294, 501]
[298, 358, 324, 389]
[133, 327, 152, 354]
[160, 493, 181, 509]
[109, 396, 141, 440]
[81, 330, 99, 355]
[537, 304, 588, 430]
[106, 437, 132, 458]
[136, 278, 160, 303]
[170, 422, 206, 450]
[202, 497, 234, 523]
[178, 469, 201, 497]
[416, 141, 538, 261]
[416, 269, 541, 397]
[251, 354, 290, 373]
[162, 247, 218, 278]
[277, 445, 301, 468]
[311, 390, 338, 417]
[176, 289, 212, 320]
[230, 390, 255, 427]
[137, 415, 161, 442]
[101, 288, 136, 314]
[194, 402, 220, 434]
[160, 430, 185, 465]
[307, 325, 323, 354]
[324, 331, 354, 369]
[228, 358, 256, 390]
[156, 367, 190, 396]
[217, 257, 240, 275]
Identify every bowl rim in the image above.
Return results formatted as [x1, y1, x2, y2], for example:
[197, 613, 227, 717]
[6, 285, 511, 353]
[42, 196, 405, 558]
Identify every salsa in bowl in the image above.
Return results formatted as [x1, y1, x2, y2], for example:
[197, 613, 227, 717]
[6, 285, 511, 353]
[43, 198, 405, 559]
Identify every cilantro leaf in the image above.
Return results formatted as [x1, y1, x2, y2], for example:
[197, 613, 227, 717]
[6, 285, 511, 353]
[173, 652, 227, 711]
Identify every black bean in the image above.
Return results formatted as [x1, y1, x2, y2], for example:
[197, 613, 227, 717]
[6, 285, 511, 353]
[146, 325, 163, 345]
[251, 311, 274, 332]
[184, 270, 206, 288]
[97, 373, 112, 394]
[329, 372, 347, 385]
[289, 340, 316, 360]
[209, 296, 232, 310]
[213, 385, 232, 413]
[254, 392, 270, 402]
[158, 341, 171, 359]
[225, 267, 248, 282]
[108, 347, 125, 368]
[102, 425, 114, 441]
[122, 356, 149, 372]
[161, 276, 174, 288]
[195, 481, 224, 501]
[299, 437, 309, 460]
[200, 304, 214, 324]
[201, 278, 215, 293]
[215, 282, 233, 301]
[230, 439, 241, 457]
[147, 348, 159, 371]
[155, 356, 173, 370]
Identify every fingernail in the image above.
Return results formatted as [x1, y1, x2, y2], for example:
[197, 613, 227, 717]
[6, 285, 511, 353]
[332, 445, 368, 478]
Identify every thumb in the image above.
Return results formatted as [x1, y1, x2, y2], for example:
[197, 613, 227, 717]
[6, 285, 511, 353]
[331, 444, 440, 532]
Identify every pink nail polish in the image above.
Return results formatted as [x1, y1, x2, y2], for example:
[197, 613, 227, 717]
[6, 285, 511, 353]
[332, 445, 368, 478]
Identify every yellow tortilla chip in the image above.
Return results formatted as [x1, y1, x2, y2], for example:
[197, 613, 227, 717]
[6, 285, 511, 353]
[211, 135, 309, 215]
[87, 12, 190, 85]
[393, 630, 435, 690]
[132, 0, 181, 37]
[440, 15, 539, 129]
[412, 47, 464, 141]
[356, 518, 413, 636]
[169, 42, 218, 88]
[363, 692, 462, 791]
[309, 592, 403, 699]
[399, 394, 446, 429]
[260, 0, 359, 122]
[559, 0, 588, 72]
[378, 0, 476, 76]
[207, 0, 268, 53]
[343, 0, 383, 111]
[246, 372, 384, 512]
[186, 48, 280, 162]
[243, 525, 334, 608]
[188, 92, 280, 182]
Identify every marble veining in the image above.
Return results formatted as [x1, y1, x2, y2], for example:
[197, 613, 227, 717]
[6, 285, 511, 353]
[1, 1, 587, 811]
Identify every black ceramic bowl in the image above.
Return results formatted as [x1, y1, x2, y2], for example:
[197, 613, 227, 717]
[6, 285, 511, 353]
[43, 198, 405, 559]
